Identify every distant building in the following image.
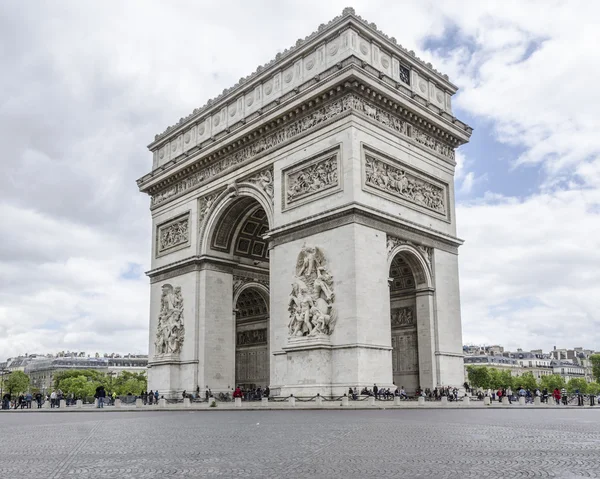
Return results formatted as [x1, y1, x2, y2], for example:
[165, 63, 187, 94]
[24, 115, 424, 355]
[464, 344, 597, 384]
[20, 352, 148, 393]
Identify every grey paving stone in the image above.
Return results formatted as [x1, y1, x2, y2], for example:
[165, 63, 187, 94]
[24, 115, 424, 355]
[0, 410, 599, 478]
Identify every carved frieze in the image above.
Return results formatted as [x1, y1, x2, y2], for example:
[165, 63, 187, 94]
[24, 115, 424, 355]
[155, 284, 185, 356]
[156, 213, 190, 256]
[237, 328, 268, 346]
[365, 152, 447, 218]
[150, 94, 455, 208]
[198, 192, 219, 230]
[288, 245, 337, 337]
[245, 168, 274, 201]
[283, 148, 340, 209]
[391, 306, 415, 328]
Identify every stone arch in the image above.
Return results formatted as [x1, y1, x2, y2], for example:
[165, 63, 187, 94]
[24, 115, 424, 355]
[233, 281, 270, 310]
[387, 243, 433, 290]
[199, 182, 274, 256]
[233, 283, 270, 389]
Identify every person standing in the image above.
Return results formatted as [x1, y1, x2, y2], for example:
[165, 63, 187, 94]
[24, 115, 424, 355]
[154, 390, 159, 403]
[373, 384, 378, 399]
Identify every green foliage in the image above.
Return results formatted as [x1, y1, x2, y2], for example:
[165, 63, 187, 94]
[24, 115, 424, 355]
[540, 374, 566, 391]
[111, 371, 147, 396]
[514, 372, 538, 391]
[54, 369, 106, 389]
[4, 371, 30, 395]
[58, 375, 96, 398]
[587, 382, 600, 395]
[488, 368, 514, 390]
[590, 355, 600, 383]
[567, 378, 588, 394]
[53, 369, 146, 398]
[466, 366, 491, 389]
[209, 401, 217, 407]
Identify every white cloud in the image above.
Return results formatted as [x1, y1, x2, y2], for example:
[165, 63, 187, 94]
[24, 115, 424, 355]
[1, 0, 599, 360]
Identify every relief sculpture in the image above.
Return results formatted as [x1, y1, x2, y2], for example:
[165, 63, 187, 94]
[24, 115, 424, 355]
[287, 245, 337, 337]
[286, 155, 338, 204]
[365, 155, 446, 215]
[391, 306, 415, 328]
[158, 216, 189, 253]
[155, 284, 185, 356]
[237, 328, 268, 346]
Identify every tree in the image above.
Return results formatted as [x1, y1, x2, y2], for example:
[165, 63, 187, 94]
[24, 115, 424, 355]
[587, 382, 600, 395]
[590, 355, 600, 383]
[488, 368, 514, 390]
[540, 374, 565, 391]
[5, 371, 30, 395]
[514, 372, 538, 391]
[54, 369, 106, 389]
[466, 366, 491, 389]
[58, 375, 96, 399]
[567, 378, 588, 394]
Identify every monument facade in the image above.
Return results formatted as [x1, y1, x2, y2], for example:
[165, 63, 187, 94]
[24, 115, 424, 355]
[138, 8, 472, 397]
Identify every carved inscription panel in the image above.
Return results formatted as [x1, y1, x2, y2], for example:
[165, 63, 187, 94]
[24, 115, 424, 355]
[283, 148, 341, 210]
[364, 150, 448, 219]
[156, 213, 190, 256]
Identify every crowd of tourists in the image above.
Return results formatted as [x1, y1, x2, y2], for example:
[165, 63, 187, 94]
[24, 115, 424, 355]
[478, 386, 598, 406]
[232, 386, 270, 400]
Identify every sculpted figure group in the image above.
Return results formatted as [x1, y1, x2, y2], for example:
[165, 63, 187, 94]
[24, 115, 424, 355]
[365, 156, 446, 214]
[155, 284, 185, 355]
[287, 246, 337, 337]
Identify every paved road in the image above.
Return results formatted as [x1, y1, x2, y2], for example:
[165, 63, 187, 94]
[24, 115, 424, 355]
[1, 409, 598, 478]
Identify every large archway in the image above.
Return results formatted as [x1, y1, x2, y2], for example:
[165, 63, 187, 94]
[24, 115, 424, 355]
[204, 190, 271, 393]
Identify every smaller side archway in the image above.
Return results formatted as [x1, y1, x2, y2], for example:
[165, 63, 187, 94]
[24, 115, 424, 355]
[387, 244, 436, 394]
[233, 283, 270, 390]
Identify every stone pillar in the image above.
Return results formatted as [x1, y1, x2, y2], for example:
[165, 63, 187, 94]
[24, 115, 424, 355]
[416, 289, 437, 389]
[484, 397, 491, 406]
[368, 396, 376, 406]
[135, 398, 143, 408]
[235, 397, 242, 408]
[534, 396, 541, 406]
[502, 396, 509, 405]
[43, 401, 51, 409]
[184, 398, 191, 408]
[115, 399, 121, 408]
[76, 400, 83, 409]
[159, 398, 167, 408]
[94, 399, 98, 408]
[418, 397, 425, 406]
[463, 396, 470, 406]
[518, 396, 525, 406]
[289, 396, 296, 407]
[440, 396, 448, 406]
[341, 396, 349, 407]
[208, 396, 217, 407]
[393, 396, 401, 406]
[59, 399, 66, 408]
[261, 397, 269, 407]
[315, 395, 323, 407]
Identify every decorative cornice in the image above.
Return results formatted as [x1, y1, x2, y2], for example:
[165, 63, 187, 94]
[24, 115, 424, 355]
[144, 83, 467, 209]
[268, 202, 463, 253]
[146, 255, 269, 283]
[149, 7, 455, 146]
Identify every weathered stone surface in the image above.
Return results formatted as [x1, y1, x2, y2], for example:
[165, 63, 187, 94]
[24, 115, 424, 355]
[142, 11, 470, 399]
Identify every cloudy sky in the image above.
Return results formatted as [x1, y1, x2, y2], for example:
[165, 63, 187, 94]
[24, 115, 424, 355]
[1, 0, 598, 360]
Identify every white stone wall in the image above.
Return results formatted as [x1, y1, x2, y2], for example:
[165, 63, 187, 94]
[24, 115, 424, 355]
[432, 248, 465, 387]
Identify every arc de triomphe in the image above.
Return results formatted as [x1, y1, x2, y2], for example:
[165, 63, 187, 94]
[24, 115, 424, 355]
[137, 8, 472, 398]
